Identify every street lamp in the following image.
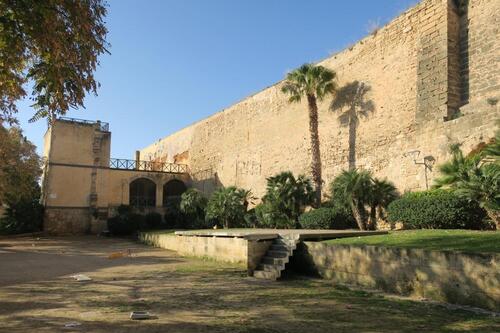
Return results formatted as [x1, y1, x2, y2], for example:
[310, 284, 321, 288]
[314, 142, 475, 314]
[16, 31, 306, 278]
[403, 150, 436, 189]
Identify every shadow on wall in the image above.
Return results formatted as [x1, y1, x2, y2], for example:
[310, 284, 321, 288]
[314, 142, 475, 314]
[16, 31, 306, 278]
[330, 81, 375, 170]
[191, 170, 224, 196]
[289, 242, 499, 311]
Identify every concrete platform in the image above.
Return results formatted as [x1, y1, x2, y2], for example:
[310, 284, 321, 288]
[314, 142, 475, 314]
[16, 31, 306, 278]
[174, 229, 387, 241]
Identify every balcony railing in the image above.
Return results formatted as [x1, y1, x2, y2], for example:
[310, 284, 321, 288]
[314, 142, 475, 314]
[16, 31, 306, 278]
[109, 158, 189, 174]
[58, 117, 109, 132]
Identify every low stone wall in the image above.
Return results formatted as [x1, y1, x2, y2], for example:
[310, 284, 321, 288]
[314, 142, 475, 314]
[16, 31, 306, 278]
[292, 242, 500, 311]
[140, 232, 273, 273]
[44, 208, 91, 234]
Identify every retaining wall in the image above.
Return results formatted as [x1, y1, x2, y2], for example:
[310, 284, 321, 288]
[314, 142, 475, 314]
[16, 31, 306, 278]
[140, 232, 272, 273]
[292, 242, 500, 311]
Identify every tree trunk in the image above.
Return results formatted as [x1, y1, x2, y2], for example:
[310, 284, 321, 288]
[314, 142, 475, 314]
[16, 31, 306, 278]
[485, 208, 500, 230]
[307, 94, 322, 207]
[350, 200, 366, 230]
[368, 204, 377, 230]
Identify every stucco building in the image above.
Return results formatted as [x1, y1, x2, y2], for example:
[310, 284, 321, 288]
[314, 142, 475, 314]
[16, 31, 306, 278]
[42, 0, 499, 233]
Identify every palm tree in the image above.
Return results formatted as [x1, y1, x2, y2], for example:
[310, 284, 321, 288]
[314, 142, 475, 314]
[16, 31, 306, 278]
[330, 169, 372, 230]
[367, 178, 398, 230]
[281, 64, 337, 206]
[455, 163, 500, 229]
[433, 144, 480, 189]
[262, 171, 314, 226]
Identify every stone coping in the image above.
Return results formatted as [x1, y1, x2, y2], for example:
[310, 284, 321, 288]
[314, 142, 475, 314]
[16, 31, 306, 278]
[174, 229, 387, 241]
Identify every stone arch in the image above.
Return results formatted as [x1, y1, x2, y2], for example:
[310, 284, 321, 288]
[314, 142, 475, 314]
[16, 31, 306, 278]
[163, 179, 187, 206]
[129, 177, 156, 207]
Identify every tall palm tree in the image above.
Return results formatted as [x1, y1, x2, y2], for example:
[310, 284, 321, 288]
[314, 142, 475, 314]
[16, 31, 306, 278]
[282, 64, 336, 206]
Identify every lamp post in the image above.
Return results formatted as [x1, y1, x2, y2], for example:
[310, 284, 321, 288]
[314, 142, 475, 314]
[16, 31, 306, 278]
[404, 150, 436, 190]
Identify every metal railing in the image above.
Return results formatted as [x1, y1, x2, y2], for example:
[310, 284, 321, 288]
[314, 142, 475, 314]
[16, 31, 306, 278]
[109, 158, 189, 174]
[58, 117, 109, 132]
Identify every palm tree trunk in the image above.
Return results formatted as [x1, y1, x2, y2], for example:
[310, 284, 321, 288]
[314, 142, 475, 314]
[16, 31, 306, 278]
[485, 208, 500, 230]
[368, 204, 377, 230]
[307, 94, 322, 207]
[350, 200, 366, 230]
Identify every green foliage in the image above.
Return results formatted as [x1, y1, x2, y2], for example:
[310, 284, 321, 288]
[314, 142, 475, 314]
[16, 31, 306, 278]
[433, 141, 500, 228]
[387, 190, 488, 230]
[205, 186, 249, 228]
[0, 127, 43, 234]
[107, 212, 144, 236]
[256, 171, 315, 228]
[281, 63, 337, 103]
[254, 202, 291, 229]
[143, 212, 163, 230]
[0, 0, 109, 123]
[0, 126, 41, 205]
[299, 207, 357, 230]
[329, 169, 397, 230]
[180, 188, 208, 228]
[163, 197, 185, 228]
[0, 197, 44, 234]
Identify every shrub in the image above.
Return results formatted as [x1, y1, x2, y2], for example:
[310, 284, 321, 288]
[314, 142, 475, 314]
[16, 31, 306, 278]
[387, 189, 487, 229]
[0, 198, 43, 235]
[254, 202, 292, 228]
[107, 212, 144, 235]
[299, 207, 357, 230]
[205, 186, 249, 228]
[180, 189, 208, 229]
[163, 197, 185, 228]
[143, 212, 163, 230]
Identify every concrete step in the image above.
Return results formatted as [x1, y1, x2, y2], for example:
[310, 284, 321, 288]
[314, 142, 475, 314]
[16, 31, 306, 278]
[267, 250, 289, 258]
[273, 238, 297, 247]
[253, 269, 279, 280]
[269, 244, 291, 251]
[261, 256, 288, 266]
[258, 263, 284, 272]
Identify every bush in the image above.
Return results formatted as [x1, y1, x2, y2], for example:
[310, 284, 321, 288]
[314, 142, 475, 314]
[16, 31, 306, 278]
[299, 207, 358, 230]
[180, 189, 208, 229]
[163, 197, 185, 228]
[387, 189, 487, 229]
[107, 212, 144, 235]
[254, 202, 293, 228]
[0, 199, 43, 235]
[143, 212, 163, 230]
[205, 186, 249, 228]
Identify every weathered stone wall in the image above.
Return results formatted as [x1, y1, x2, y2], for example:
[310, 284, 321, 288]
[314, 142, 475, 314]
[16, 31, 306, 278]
[141, 0, 499, 198]
[292, 242, 500, 311]
[140, 232, 272, 273]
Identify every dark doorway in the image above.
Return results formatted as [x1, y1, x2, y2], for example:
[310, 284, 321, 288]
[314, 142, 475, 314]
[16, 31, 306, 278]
[129, 178, 156, 207]
[163, 179, 187, 206]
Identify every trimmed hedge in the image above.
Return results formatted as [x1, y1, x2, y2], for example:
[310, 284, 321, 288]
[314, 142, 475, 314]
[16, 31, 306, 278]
[299, 207, 358, 230]
[387, 190, 487, 229]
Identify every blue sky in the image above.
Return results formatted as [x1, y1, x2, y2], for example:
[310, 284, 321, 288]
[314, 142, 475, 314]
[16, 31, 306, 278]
[17, 0, 418, 158]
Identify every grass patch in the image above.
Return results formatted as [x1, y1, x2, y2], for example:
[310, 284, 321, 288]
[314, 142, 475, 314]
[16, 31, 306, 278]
[323, 230, 500, 253]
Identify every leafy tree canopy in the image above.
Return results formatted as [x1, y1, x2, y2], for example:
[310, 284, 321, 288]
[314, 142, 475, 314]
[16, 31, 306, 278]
[0, 0, 109, 123]
[0, 124, 41, 205]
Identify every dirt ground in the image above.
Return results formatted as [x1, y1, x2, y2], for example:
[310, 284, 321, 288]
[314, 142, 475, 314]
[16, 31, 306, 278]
[0, 236, 498, 333]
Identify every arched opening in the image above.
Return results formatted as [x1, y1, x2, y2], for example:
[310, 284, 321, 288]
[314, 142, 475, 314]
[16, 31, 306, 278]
[129, 178, 156, 207]
[163, 179, 187, 206]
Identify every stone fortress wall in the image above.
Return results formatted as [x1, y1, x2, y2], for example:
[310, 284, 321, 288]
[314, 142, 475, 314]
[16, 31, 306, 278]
[141, 0, 499, 199]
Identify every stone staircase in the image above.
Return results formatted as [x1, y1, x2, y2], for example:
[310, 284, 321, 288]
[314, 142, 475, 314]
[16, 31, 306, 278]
[253, 234, 300, 280]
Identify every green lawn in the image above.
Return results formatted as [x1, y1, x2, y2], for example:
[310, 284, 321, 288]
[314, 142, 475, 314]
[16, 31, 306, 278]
[324, 230, 500, 253]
